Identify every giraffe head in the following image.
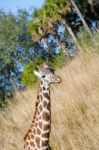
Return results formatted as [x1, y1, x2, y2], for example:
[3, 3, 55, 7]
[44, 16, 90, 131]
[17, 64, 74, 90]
[34, 66, 61, 85]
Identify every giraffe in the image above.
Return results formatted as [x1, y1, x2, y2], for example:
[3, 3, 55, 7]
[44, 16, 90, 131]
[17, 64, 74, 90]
[23, 65, 61, 150]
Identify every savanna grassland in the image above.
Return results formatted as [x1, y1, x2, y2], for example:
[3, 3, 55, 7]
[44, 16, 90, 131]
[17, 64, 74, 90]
[0, 50, 99, 150]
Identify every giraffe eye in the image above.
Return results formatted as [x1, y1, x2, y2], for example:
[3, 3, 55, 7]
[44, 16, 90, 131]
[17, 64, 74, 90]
[42, 75, 45, 78]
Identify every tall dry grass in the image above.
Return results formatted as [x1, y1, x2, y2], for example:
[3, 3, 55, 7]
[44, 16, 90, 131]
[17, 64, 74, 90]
[0, 52, 99, 150]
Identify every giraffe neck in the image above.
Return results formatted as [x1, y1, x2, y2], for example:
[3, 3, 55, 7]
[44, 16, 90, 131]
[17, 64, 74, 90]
[36, 81, 51, 128]
[24, 81, 51, 149]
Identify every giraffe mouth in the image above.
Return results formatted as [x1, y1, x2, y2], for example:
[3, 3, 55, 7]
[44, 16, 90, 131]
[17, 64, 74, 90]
[54, 76, 61, 83]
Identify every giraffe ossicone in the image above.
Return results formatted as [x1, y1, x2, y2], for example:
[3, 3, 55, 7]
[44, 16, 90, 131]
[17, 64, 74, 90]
[23, 65, 61, 150]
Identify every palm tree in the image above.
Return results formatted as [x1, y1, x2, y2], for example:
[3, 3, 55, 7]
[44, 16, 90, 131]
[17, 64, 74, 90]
[71, 0, 92, 36]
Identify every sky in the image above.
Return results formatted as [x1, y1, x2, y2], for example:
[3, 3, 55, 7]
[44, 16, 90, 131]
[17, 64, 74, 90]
[0, 0, 45, 14]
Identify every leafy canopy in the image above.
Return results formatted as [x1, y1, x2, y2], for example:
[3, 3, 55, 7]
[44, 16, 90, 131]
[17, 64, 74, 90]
[28, 0, 71, 41]
[22, 57, 44, 87]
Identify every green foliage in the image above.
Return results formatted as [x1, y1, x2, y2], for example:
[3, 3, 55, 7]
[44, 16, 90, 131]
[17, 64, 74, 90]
[29, 0, 71, 41]
[78, 32, 99, 52]
[0, 11, 17, 52]
[0, 9, 32, 69]
[49, 52, 67, 68]
[22, 57, 44, 87]
[16, 9, 31, 47]
[0, 87, 5, 107]
[22, 52, 68, 87]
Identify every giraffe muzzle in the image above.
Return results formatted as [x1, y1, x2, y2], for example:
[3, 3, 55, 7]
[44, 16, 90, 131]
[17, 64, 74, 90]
[54, 76, 61, 83]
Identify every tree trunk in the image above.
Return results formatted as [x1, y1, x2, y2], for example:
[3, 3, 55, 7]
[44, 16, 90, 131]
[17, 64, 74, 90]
[62, 19, 81, 51]
[71, 0, 92, 36]
[87, 0, 96, 14]
[88, 0, 94, 12]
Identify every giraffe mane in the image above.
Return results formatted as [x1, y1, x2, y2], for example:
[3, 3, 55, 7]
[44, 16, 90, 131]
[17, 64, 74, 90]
[23, 84, 41, 142]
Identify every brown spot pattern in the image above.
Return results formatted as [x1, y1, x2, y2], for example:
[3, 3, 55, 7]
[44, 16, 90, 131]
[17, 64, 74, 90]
[32, 119, 35, 123]
[43, 124, 50, 131]
[25, 141, 29, 146]
[30, 141, 35, 147]
[39, 116, 41, 120]
[28, 135, 30, 140]
[42, 140, 48, 147]
[43, 86, 46, 90]
[35, 122, 38, 128]
[37, 110, 40, 115]
[39, 104, 43, 111]
[33, 128, 36, 134]
[37, 128, 41, 135]
[43, 101, 47, 107]
[42, 132, 49, 139]
[28, 146, 31, 150]
[31, 134, 34, 139]
[36, 117, 38, 121]
[36, 101, 39, 107]
[39, 122, 43, 129]
[43, 93, 50, 100]
[47, 103, 50, 110]
[23, 128, 32, 141]
[37, 95, 39, 99]
[24, 84, 51, 149]
[35, 137, 40, 148]
[42, 111, 50, 121]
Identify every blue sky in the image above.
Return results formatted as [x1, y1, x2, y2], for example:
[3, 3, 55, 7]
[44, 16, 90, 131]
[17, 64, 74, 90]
[0, 0, 45, 13]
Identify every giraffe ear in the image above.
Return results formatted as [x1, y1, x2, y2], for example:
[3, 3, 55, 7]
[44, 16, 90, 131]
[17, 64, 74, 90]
[34, 70, 42, 78]
[44, 62, 49, 68]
